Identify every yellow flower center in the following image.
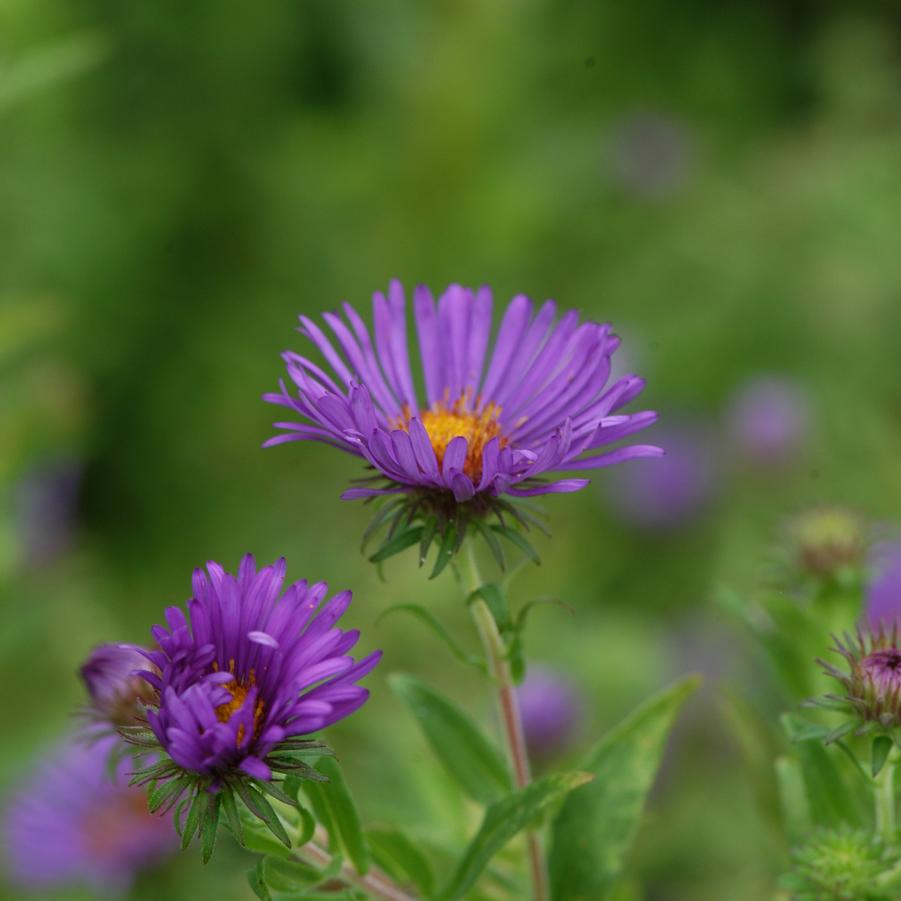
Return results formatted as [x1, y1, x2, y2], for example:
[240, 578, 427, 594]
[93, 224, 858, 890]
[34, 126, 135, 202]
[395, 393, 507, 483]
[212, 660, 265, 746]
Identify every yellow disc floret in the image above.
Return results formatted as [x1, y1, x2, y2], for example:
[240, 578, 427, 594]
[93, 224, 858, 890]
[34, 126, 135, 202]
[395, 392, 507, 483]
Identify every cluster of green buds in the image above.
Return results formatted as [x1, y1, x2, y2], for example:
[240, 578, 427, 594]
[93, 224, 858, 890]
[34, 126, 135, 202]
[781, 827, 901, 900]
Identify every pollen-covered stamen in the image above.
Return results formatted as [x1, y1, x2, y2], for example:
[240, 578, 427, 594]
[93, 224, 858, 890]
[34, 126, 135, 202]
[395, 391, 509, 482]
[212, 660, 266, 745]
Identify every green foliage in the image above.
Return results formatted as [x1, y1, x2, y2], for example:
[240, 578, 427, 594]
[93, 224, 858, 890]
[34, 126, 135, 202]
[389, 672, 511, 805]
[367, 825, 436, 897]
[440, 771, 593, 900]
[549, 676, 700, 900]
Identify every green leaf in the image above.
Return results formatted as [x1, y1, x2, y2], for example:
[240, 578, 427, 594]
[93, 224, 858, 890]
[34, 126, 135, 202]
[430, 522, 458, 579]
[235, 781, 292, 848]
[419, 515, 439, 566]
[467, 584, 509, 632]
[441, 771, 592, 900]
[369, 526, 423, 564]
[247, 860, 272, 901]
[367, 825, 435, 897]
[361, 498, 405, 551]
[549, 676, 700, 901]
[774, 755, 810, 843]
[147, 775, 191, 814]
[489, 524, 540, 565]
[376, 603, 484, 672]
[181, 790, 205, 850]
[389, 672, 511, 804]
[306, 756, 370, 875]
[471, 518, 506, 571]
[262, 855, 327, 892]
[201, 792, 221, 864]
[219, 786, 246, 845]
[781, 714, 869, 828]
[873, 735, 894, 778]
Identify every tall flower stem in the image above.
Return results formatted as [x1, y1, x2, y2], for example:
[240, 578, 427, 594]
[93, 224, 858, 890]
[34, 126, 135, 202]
[876, 756, 897, 843]
[296, 831, 417, 901]
[463, 544, 549, 901]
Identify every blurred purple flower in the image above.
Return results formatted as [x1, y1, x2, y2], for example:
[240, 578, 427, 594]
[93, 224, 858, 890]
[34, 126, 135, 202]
[3, 734, 175, 893]
[80, 644, 159, 726]
[726, 376, 810, 467]
[866, 543, 901, 631]
[606, 111, 695, 199]
[14, 457, 82, 566]
[604, 422, 718, 530]
[517, 666, 584, 763]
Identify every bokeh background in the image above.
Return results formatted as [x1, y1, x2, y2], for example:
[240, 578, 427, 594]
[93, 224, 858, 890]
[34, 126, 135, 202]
[3, 2, 901, 899]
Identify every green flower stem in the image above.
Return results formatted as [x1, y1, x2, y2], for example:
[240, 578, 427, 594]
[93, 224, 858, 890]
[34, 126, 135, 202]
[464, 544, 549, 901]
[296, 832, 418, 901]
[876, 755, 897, 844]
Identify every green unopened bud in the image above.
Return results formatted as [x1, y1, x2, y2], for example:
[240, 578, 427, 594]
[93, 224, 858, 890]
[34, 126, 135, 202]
[790, 507, 866, 582]
[781, 827, 901, 900]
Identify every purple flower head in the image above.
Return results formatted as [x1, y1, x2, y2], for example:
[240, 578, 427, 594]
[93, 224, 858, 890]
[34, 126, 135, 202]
[604, 422, 717, 531]
[726, 376, 810, 468]
[819, 626, 901, 733]
[517, 666, 584, 763]
[4, 734, 176, 893]
[80, 643, 159, 726]
[131, 555, 380, 792]
[265, 281, 660, 559]
[866, 543, 901, 631]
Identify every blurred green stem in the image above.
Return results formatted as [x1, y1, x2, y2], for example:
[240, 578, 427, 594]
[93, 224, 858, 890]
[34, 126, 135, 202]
[297, 833, 417, 901]
[876, 756, 896, 843]
[464, 543, 549, 901]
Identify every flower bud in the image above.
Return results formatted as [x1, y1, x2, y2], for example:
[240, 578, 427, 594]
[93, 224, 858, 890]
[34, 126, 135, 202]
[790, 507, 866, 581]
[79, 644, 157, 726]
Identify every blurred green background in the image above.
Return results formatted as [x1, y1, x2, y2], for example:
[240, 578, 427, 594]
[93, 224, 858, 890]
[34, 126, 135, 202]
[3, 1, 901, 898]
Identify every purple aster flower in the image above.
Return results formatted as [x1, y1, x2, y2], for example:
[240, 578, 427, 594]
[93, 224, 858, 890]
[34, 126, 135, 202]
[4, 734, 176, 894]
[517, 666, 584, 763]
[726, 376, 810, 468]
[129, 556, 380, 806]
[80, 643, 160, 726]
[866, 543, 901, 631]
[265, 281, 660, 558]
[603, 421, 717, 531]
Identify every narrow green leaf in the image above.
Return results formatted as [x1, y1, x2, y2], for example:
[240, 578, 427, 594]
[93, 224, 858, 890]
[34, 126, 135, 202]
[376, 603, 484, 672]
[311, 756, 370, 875]
[147, 776, 190, 814]
[490, 525, 540, 565]
[471, 518, 506, 571]
[549, 676, 700, 901]
[201, 792, 221, 864]
[873, 735, 893, 778]
[467, 584, 509, 631]
[419, 516, 439, 566]
[774, 756, 810, 843]
[369, 526, 423, 564]
[367, 825, 435, 897]
[429, 523, 458, 579]
[389, 672, 511, 804]
[262, 854, 325, 892]
[781, 714, 869, 828]
[220, 788, 245, 846]
[235, 781, 292, 849]
[181, 790, 205, 850]
[247, 860, 272, 901]
[441, 771, 592, 900]
[361, 498, 405, 551]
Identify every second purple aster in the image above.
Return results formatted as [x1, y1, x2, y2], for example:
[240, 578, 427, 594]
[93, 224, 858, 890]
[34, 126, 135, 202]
[120, 555, 380, 851]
